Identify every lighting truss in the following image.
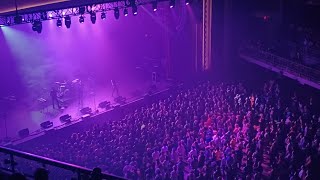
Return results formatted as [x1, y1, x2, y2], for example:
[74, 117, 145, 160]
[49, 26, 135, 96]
[0, 0, 170, 27]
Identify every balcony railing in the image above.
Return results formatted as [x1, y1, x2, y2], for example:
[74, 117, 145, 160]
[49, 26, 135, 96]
[239, 46, 320, 84]
[0, 146, 125, 180]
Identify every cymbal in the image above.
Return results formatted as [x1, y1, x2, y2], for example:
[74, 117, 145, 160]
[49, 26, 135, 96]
[55, 82, 67, 85]
[72, 79, 80, 83]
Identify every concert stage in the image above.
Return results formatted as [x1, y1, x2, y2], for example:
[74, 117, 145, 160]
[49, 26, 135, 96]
[0, 78, 172, 144]
[0, 0, 201, 145]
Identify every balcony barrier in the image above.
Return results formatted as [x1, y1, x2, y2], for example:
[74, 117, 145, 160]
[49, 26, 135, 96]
[0, 146, 125, 180]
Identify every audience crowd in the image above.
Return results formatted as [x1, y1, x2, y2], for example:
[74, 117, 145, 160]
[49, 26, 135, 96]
[16, 80, 320, 179]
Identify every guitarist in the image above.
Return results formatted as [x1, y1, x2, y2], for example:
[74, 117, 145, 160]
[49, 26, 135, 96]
[111, 80, 119, 97]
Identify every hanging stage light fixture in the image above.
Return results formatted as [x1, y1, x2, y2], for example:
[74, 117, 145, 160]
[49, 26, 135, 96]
[32, 20, 42, 33]
[170, 0, 176, 8]
[124, 8, 128, 17]
[79, 15, 85, 23]
[152, 1, 158, 12]
[65, 15, 71, 28]
[90, 12, 97, 24]
[56, 19, 62, 27]
[114, 7, 120, 20]
[101, 12, 106, 20]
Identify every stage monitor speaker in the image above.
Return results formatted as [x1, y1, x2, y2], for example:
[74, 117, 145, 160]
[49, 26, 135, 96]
[80, 107, 92, 115]
[113, 104, 121, 109]
[18, 128, 29, 138]
[99, 101, 111, 109]
[81, 114, 91, 120]
[40, 121, 53, 129]
[60, 114, 71, 123]
[114, 96, 126, 105]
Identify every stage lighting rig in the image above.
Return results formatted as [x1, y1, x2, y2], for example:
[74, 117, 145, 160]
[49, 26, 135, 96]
[90, 12, 97, 24]
[185, 0, 191, 5]
[32, 20, 42, 33]
[114, 7, 120, 20]
[65, 15, 71, 28]
[79, 15, 85, 23]
[0, 0, 180, 28]
[170, 0, 175, 8]
[101, 12, 106, 20]
[152, 1, 158, 11]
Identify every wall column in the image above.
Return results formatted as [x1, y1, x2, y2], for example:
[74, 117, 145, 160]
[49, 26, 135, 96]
[202, 0, 213, 71]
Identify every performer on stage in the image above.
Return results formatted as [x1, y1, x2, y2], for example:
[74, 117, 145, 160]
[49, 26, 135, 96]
[111, 80, 119, 97]
[78, 80, 84, 108]
[50, 87, 60, 109]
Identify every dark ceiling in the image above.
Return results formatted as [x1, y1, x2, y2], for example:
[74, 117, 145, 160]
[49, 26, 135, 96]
[0, 0, 69, 14]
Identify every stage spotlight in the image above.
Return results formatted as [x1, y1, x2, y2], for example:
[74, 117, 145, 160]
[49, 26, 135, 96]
[65, 15, 71, 28]
[114, 7, 120, 20]
[185, 0, 191, 5]
[124, 8, 128, 17]
[90, 12, 96, 24]
[79, 15, 84, 23]
[32, 20, 42, 33]
[101, 12, 106, 20]
[152, 1, 158, 11]
[170, 0, 175, 8]
[56, 19, 62, 27]
[132, 4, 138, 15]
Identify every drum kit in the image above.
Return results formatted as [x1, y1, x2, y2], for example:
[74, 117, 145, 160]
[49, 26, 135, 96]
[54, 79, 82, 106]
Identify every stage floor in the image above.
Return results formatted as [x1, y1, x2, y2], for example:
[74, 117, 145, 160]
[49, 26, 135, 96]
[0, 78, 171, 144]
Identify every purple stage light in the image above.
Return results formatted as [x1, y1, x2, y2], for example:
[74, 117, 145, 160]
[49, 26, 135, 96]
[65, 15, 71, 28]
[132, 4, 138, 16]
[90, 12, 97, 24]
[152, 1, 158, 11]
[124, 8, 128, 17]
[170, 0, 175, 8]
[114, 7, 120, 20]
[57, 19, 62, 27]
[101, 12, 106, 20]
[79, 16, 84, 24]
[49, 13, 53, 18]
